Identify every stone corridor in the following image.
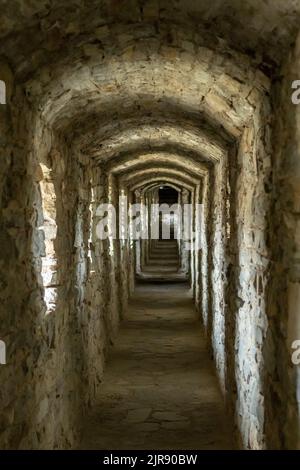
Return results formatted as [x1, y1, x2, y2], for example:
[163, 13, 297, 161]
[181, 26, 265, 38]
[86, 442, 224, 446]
[1, 0, 300, 452]
[79, 281, 234, 450]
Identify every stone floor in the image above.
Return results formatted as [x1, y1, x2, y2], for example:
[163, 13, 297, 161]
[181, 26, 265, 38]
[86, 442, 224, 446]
[78, 279, 235, 449]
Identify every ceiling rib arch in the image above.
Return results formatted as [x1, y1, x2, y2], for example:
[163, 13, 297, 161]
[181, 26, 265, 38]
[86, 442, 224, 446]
[119, 167, 200, 188]
[128, 174, 196, 194]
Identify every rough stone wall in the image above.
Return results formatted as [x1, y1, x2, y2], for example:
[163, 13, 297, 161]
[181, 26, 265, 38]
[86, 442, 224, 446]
[198, 172, 210, 328]
[189, 187, 196, 296]
[196, 74, 273, 449]
[0, 94, 85, 448]
[232, 92, 272, 449]
[265, 33, 300, 450]
[144, 190, 153, 268]
[193, 182, 203, 311]
[210, 159, 228, 395]
[0, 87, 125, 448]
[117, 184, 132, 315]
[180, 189, 191, 280]
[108, 173, 122, 332]
[78, 164, 110, 408]
[138, 192, 148, 272]
[127, 190, 136, 295]
[0, 70, 37, 448]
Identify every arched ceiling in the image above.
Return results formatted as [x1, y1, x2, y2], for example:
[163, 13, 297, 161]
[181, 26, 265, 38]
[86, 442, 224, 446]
[119, 166, 200, 188]
[1, 0, 299, 71]
[6, 12, 269, 161]
[109, 152, 208, 177]
[79, 116, 230, 160]
[128, 173, 196, 193]
[29, 46, 259, 140]
[0, 1, 281, 189]
[86, 124, 227, 164]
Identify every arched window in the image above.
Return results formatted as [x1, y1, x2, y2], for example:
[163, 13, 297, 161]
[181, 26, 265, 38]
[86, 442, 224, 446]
[39, 164, 58, 314]
[0, 80, 6, 104]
